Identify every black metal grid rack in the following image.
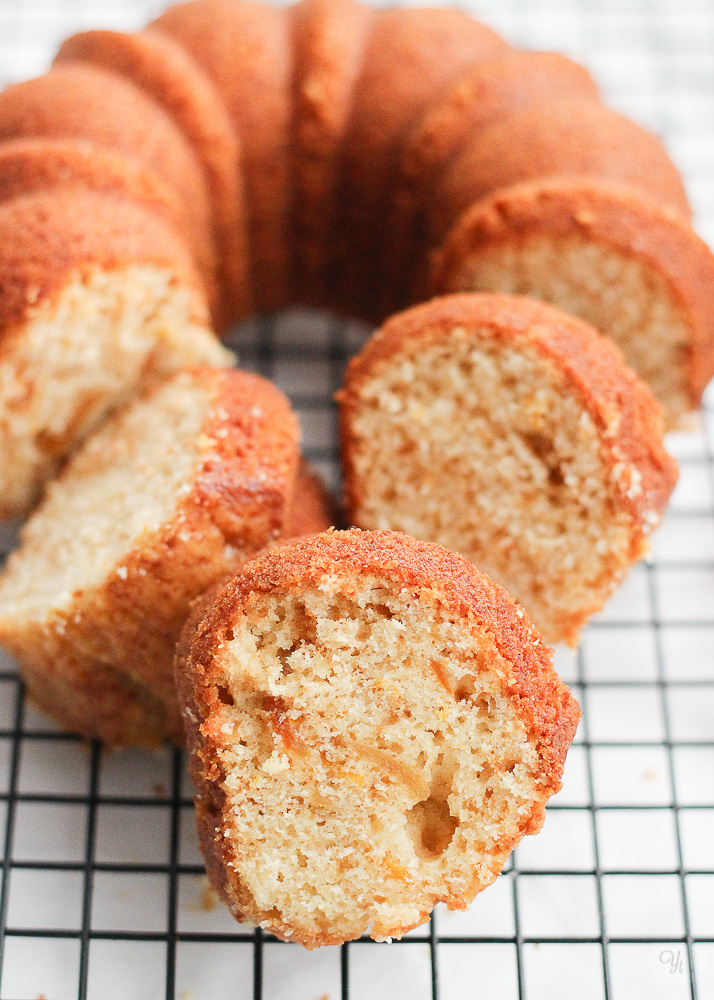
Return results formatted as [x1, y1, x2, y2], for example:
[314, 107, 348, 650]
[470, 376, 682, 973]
[0, 0, 713, 997]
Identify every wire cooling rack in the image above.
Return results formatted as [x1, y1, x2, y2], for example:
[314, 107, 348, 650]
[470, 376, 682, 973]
[0, 0, 713, 997]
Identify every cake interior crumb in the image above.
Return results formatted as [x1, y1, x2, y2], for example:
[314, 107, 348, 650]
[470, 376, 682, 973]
[0, 262, 230, 516]
[210, 578, 552, 942]
[348, 330, 637, 642]
[0, 371, 213, 619]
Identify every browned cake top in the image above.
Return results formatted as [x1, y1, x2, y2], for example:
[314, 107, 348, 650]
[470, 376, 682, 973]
[55, 26, 250, 321]
[400, 51, 600, 192]
[0, 137, 184, 228]
[0, 63, 209, 216]
[429, 98, 691, 244]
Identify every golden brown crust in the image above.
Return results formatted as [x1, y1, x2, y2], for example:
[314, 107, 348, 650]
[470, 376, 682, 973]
[88, 367, 300, 709]
[177, 529, 581, 945]
[174, 578, 237, 900]
[289, 0, 375, 306]
[387, 51, 600, 313]
[431, 179, 714, 407]
[340, 293, 677, 538]
[0, 189, 206, 335]
[401, 52, 600, 196]
[427, 98, 691, 248]
[152, 0, 293, 312]
[0, 63, 216, 299]
[55, 28, 251, 325]
[331, 6, 510, 319]
[0, 137, 185, 231]
[0, 367, 301, 745]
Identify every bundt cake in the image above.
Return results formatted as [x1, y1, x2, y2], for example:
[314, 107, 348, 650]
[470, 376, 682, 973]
[0, 189, 229, 519]
[339, 294, 678, 645]
[0, 367, 334, 745]
[176, 529, 580, 946]
[0, 0, 708, 425]
[0, 1, 696, 936]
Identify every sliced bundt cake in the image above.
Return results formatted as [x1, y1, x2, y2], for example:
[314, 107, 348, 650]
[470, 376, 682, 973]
[0, 367, 317, 744]
[340, 294, 678, 645]
[0, 189, 229, 519]
[431, 180, 714, 424]
[176, 529, 580, 946]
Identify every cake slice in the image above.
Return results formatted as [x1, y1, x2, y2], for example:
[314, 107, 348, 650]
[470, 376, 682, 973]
[3, 456, 333, 747]
[340, 294, 678, 644]
[431, 179, 714, 425]
[176, 529, 580, 947]
[0, 367, 307, 743]
[0, 189, 229, 519]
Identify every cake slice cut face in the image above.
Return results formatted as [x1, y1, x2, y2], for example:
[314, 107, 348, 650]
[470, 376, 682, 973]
[176, 529, 580, 947]
[0, 190, 228, 519]
[340, 294, 678, 644]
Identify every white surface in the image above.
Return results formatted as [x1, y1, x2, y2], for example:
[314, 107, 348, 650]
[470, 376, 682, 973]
[0, 0, 713, 997]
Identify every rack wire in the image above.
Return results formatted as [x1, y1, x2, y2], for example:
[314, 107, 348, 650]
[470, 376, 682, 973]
[0, 0, 713, 996]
